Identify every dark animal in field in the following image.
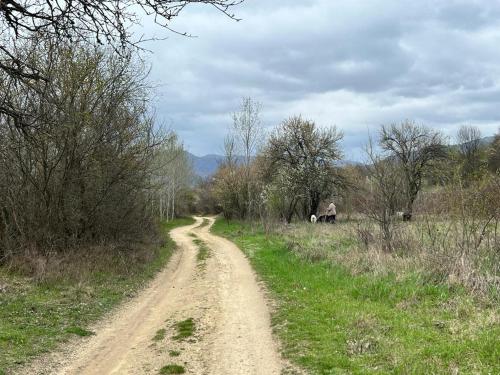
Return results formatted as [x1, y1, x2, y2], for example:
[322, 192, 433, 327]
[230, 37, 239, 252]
[316, 215, 335, 223]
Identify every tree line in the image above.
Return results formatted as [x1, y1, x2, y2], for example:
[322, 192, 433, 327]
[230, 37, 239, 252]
[0, 1, 241, 265]
[203, 99, 500, 241]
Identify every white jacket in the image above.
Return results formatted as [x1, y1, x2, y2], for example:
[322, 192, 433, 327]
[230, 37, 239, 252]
[327, 203, 336, 215]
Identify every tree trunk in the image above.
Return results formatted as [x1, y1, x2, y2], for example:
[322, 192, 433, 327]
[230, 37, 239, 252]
[404, 191, 417, 221]
[285, 199, 298, 224]
[171, 181, 175, 220]
[309, 190, 321, 220]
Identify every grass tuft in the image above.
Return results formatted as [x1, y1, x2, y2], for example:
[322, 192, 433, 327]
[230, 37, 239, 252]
[168, 350, 181, 357]
[173, 318, 195, 341]
[64, 326, 94, 337]
[193, 238, 210, 265]
[199, 218, 211, 228]
[152, 328, 166, 342]
[159, 364, 185, 374]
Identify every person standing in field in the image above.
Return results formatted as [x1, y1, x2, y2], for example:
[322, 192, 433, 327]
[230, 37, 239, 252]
[327, 201, 336, 223]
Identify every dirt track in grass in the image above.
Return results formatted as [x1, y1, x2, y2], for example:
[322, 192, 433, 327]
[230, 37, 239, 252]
[22, 217, 283, 375]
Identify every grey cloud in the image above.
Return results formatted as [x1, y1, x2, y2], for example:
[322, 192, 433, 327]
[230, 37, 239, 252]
[139, 0, 500, 157]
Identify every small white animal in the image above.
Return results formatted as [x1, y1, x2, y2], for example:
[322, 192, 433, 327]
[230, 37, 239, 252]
[310, 215, 317, 223]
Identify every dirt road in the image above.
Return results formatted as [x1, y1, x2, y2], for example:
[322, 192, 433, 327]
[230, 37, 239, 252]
[28, 217, 283, 375]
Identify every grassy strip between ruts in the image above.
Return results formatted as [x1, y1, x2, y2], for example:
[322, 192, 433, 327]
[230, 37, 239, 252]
[193, 238, 211, 265]
[199, 218, 211, 228]
[172, 318, 195, 341]
[0, 217, 195, 375]
[211, 218, 500, 375]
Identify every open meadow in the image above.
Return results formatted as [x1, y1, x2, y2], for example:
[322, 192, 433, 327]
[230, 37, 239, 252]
[213, 218, 499, 374]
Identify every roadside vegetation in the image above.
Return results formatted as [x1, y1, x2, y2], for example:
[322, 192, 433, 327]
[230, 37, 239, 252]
[153, 328, 167, 342]
[200, 218, 211, 228]
[2, 1, 499, 372]
[0, 217, 194, 374]
[193, 238, 211, 265]
[169, 350, 181, 357]
[159, 364, 186, 374]
[200, 100, 500, 373]
[213, 219, 499, 374]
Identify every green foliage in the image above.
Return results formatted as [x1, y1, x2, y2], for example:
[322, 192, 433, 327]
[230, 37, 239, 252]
[193, 238, 211, 265]
[173, 318, 195, 341]
[65, 327, 94, 337]
[168, 350, 181, 357]
[212, 219, 500, 374]
[162, 217, 197, 233]
[153, 328, 166, 342]
[159, 364, 185, 374]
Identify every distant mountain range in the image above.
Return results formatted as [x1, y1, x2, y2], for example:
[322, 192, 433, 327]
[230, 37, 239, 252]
[187, 152, 361, 178]
[478, 135, 495, 146]
[447, 135, 495, 152]
[188, 136, 497, 177]
[187, 153, 225, 178]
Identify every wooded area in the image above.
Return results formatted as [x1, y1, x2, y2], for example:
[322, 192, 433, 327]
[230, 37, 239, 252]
[0, 0, 239, 270]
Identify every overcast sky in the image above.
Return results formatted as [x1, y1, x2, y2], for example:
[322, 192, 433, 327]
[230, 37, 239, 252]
[140, 0, 500, 160]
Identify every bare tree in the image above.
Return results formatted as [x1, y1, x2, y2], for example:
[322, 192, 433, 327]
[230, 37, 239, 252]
[457, 125, 482, 180]
[380, 120, 446, 220]
[223, 133, 238, 169]
[360, 139, 405, 247]
[152, 133, 193, 221]
[0, 42, 165, 261]
[0, 0, 243, 119]
[457, 125, 481, 156]
[1, 0, 242, 42]
[232, 97, 262, 167]
[488, 130, 500, 173]
[212, 162, 245, 220]
[231, 97, 263, 218]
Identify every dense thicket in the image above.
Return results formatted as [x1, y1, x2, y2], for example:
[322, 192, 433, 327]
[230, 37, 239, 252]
[0, 0, 240, 267]
[0, 41, 191, 262]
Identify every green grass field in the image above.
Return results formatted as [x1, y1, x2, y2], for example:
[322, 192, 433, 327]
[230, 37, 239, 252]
[212, 219, 500, 375]
[0, 217, 195, 374]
